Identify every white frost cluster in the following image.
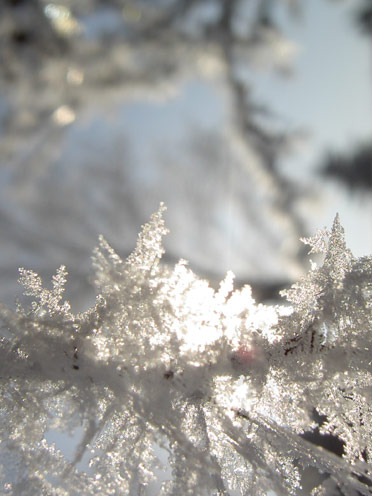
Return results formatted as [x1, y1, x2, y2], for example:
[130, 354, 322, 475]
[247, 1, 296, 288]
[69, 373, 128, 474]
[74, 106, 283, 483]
[0, 206, 372, 495]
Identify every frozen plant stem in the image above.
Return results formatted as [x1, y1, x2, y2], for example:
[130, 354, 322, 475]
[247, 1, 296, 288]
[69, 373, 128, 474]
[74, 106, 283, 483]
[0, 206, 372, 495]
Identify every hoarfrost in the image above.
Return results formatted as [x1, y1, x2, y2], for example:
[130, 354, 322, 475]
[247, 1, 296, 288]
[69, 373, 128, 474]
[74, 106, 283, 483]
[0, 206, 372, 495]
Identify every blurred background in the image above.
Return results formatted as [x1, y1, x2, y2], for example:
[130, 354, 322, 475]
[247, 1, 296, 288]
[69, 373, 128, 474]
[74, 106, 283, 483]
[0, 0, 371, 310]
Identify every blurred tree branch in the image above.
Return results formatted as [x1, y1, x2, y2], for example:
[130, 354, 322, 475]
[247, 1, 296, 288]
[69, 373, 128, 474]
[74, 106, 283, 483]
[0, 0, 312, 304]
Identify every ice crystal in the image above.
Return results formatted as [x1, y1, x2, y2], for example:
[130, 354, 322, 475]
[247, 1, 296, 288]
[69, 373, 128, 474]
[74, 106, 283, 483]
[0, 207, 372, 495]
[300, 228, 330, 255]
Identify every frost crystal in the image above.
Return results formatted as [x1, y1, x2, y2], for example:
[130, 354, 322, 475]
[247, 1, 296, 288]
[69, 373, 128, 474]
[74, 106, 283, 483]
[300, 228, 330, 254]
[0, 207, 372, 495]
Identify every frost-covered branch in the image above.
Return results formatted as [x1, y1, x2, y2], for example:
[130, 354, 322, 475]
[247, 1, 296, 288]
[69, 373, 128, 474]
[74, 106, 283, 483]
[1, 205, 372, 495]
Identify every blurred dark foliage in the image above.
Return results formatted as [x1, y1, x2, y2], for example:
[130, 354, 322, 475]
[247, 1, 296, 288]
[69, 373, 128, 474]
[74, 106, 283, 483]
[320, 0, 372, 194]
[358, 0, 372, 35]
[321, 143, 372, 192]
